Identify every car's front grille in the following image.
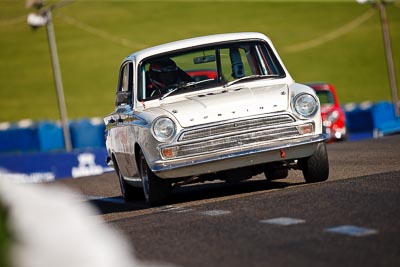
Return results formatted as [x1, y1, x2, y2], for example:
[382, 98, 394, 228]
[178, 115, 295, 141]
[174, 125, 300, 157]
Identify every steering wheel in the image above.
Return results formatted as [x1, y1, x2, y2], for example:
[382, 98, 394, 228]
[150, 88, 163, 97]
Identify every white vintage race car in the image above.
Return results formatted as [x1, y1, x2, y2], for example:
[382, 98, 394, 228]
[104, 32, 329, 206]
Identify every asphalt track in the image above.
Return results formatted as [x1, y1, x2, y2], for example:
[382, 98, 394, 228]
[55, 135, 400, 267]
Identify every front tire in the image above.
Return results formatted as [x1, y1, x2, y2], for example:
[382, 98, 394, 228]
[299, 142, 329, 183]
[138, 151, 171, 206]
[115, 162, 143, 201]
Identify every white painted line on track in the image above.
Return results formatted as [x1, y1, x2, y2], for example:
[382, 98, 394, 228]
[325, 225, 378, 237]
[174, 208, 194, 213]
[200, 210, 231, 216]
[159, 205, 194, 213]
[159, 205, 179, 211]
[260, 217, 306, 226]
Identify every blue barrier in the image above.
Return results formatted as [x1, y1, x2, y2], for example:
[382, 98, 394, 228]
[70, 118, 105, 149]
[0, 148, 113, 182]
[344, 102, 374, 140]
[344, 102, 374, 133]
[343, 101, 400, 140]
[371, 101, 400, 136]
[0, 121, 40, 152]
[0, 118, 106, 153]
[37, 121, 65, 151]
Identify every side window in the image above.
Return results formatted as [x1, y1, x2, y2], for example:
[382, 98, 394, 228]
[258, 44, 285, 76]
[115, 62, 133, 106]
[121, 64, 130, 92]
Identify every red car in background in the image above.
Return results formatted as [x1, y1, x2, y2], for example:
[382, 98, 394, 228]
[187, 69, 218, 82]
[306, 83, 347, 142]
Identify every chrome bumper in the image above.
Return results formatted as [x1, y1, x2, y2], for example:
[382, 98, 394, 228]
[152, 134, 326, 179]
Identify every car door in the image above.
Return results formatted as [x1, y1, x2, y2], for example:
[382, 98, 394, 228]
[106, 61, 139, 178]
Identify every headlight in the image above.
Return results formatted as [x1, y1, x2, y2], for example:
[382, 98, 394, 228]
[152, 117, 176, 142]
[293, 93, 318, 118]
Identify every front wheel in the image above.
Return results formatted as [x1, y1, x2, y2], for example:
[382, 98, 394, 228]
[138, 151, 172, 206]
[299, 142, 329, 183]
[115, 160, 143, 201]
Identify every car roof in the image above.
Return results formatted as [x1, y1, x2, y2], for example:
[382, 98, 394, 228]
[125, 32, 272, 63]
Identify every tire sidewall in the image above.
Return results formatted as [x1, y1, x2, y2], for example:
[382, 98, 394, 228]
[301, 142, 329, 183]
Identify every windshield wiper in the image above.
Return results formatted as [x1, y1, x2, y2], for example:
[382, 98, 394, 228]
[160, 78, 214, 100]
[223, 74, 280, 88]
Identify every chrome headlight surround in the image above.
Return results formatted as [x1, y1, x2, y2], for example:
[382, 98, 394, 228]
[293, 93, 319, 118]
[152, 117, 176, 142]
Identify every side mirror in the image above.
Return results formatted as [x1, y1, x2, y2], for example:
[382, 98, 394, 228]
[115, 91, 132, 106]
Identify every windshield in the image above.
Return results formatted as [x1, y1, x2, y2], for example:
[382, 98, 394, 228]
[138, 41, 285, 101]
[315, 90, 334, 105]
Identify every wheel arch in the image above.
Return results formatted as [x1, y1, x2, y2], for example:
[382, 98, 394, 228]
[134, 143, 143, 172]
[111, 152, 121, 176]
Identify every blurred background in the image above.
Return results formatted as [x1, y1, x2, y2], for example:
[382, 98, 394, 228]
[1, 0, 399, 122]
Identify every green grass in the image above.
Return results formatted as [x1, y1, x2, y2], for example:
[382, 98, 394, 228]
[0, 0, 399, 122]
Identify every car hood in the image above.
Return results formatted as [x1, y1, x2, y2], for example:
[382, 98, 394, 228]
[155, 84, 289, 128]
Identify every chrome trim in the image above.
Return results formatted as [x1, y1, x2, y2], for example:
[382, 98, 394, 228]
[152, 134, 326, 177]
[179, 114, 295, 141]
[124, 177, 142, 187]
[173, 125, 301, 158]
[151, 116, 177, 142]
[292, 93, 319, 119]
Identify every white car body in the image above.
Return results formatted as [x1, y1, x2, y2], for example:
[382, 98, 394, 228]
[104, 32, 329, 206]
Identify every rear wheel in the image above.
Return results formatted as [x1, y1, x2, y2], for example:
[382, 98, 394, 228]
[299, 142, 329, 183]
[138, 151, 171, 206]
